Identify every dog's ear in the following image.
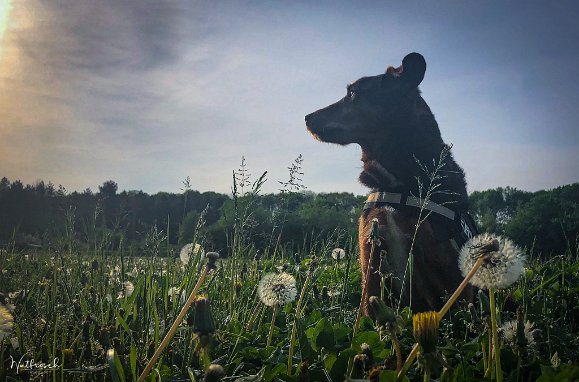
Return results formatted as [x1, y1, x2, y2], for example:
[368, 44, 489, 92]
[400, 52, 426, 87]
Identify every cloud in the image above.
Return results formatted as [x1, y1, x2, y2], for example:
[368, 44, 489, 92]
[0, 1, 185, 187]
[0, 1, 576, 195]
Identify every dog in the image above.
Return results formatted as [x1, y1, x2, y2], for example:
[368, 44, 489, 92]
[305, 53, 475, 313]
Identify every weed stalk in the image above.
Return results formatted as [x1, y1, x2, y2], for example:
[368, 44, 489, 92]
[288, 259, 316, 376]
[138, 264, 210, 382]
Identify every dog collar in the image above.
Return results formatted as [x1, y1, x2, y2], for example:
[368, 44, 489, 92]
[364, 191, 456, 220]
[363, 191, 479, 250]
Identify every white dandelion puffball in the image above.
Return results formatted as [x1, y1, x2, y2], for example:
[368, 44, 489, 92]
[168, 287, 186, 304]
[500, 319, 538, 348]
[123, 281, 135, 297]
[459, 233, 526, 289]
[331, 248, 346, 261]
[258, 272, 297, 307]
[0, 304, 14, 342]
[180, 243, 204, 265]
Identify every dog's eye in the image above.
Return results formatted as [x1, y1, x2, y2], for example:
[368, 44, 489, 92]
[348, 90, 356, 101]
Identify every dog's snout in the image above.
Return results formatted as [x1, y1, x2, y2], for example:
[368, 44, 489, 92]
[305, 111, 321, 128]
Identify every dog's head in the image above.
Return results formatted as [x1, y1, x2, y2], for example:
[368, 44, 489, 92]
[305, 53, 426, 147]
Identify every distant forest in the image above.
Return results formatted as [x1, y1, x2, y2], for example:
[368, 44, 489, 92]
[0, 176, 577, 258]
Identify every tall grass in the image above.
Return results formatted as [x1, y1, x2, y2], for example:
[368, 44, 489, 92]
[0, 159, 577, 381]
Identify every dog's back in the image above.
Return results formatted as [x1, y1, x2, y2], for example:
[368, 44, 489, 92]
[306, 53, 473, 312]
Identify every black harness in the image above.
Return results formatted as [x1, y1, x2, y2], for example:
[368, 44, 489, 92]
[363, 191, 479, 250]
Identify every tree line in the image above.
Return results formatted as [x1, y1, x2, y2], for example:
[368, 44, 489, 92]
[0, 177, 576, 257]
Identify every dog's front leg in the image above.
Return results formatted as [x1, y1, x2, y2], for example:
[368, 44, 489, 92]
[359, 217, 384, 315]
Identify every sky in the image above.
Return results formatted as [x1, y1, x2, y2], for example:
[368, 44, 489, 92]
[0, 0, 577, 196]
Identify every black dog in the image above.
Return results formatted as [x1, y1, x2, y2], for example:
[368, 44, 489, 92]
[306, 53, 475, 312]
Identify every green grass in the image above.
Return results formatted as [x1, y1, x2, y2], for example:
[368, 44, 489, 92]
[0, 236, 578, 381]
[0, 161, 577, 381]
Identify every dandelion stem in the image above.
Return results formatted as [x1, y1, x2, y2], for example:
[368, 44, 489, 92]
[489, 288, 503, 382]
[481, 339, 488, 373]
[397, 343, 419, 382]
[267, 305, 278, 348]
[516, 353, 522, 382]
[439, 254, 486, 317]
[392, 331, 403, 373]
[138, 265, 209, 382]
[380, 275, 385, 302]
[485, 332, 493, 378]
[423, 367, 431, 382]
[398, 254, 486, 381]
[288, 270, 313, 376]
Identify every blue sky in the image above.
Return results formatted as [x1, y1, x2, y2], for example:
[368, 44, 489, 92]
[0, 0, 577, 195]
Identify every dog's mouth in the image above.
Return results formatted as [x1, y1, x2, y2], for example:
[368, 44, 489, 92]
[307, 127, 324, 142]
[306, 121, 353, 145]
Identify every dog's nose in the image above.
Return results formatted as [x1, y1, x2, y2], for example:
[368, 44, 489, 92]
[305, 112, 315, 124]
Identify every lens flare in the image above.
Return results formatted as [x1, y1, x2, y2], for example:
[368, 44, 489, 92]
[0, 0, 12, 42]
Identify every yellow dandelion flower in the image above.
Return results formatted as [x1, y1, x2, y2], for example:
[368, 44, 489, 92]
[413, 311, 441, 354]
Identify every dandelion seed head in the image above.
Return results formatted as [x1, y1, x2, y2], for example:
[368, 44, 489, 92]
[180, 243, 204, 265]
[148, 319, 166, 336]
[331, 248, 346, 261]
[327, 289, 341, 298]
[125, 266, 139, 279]
[459, 233, 526, 289]
[168, 287, 186, 304]
[106, 348, 115, 363]
[258, 272, 297, 307]
[500, 319, 538, 348]
[123, 281, 134, 297]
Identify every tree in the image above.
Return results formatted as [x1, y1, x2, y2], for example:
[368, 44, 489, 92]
[98, 180, 118, 198]
[505, 184, 579, 256]
[0, 177, 10, 192]
[469, 187, 531, 233]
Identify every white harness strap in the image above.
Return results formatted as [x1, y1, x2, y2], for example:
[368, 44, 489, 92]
[365, 192, 455, 220]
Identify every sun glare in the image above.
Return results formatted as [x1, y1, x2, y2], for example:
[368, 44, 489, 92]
[0, 0, 12, 57]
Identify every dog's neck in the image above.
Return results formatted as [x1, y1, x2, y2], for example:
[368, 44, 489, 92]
[359, 95, 469, 210]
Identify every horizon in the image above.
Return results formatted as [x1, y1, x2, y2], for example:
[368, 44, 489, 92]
[1, 174, 576, 198]
[0, 1, 578, 195]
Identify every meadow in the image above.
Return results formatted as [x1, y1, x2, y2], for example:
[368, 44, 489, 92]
[1, 170, 578, 381]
